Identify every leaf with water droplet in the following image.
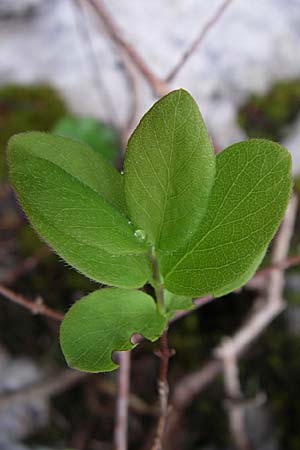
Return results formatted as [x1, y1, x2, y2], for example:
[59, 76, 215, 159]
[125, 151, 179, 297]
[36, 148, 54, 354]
[124, 89, 215, 252]
[134, 229, 147, 242]
[8, 132, 150, 288]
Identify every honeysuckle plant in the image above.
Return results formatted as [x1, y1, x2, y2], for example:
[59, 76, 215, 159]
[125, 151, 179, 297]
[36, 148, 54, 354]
[8, 89, 292, 373]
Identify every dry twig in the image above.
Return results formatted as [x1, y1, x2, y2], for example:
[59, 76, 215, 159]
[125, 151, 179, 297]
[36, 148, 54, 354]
[0, 369, 86, 410]
[71, 0, 118, 123]
[165, 0, 236, 82]
[114, 351, 131, 450]
[86, 0, 168, 97]
[0, 284, 64, 321]
[150, 330, 173, 450]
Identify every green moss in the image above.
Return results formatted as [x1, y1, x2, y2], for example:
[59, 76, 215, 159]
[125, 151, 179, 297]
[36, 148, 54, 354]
[238, 79, 300, 141]
[0, 84, 67, 181]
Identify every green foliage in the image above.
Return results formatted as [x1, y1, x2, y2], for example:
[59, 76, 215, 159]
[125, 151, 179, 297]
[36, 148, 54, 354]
[238, 79, 300, 141]
[8, 89, 292, 372]
[52, 116, 120, 165]
[8, 132, 150, 289]
[0, 84, 67, 181]
[164, 290, 193, 318]
[161, 139, 292, 296]
[124, 89, 215, 251]
[60, 288, 166, 372]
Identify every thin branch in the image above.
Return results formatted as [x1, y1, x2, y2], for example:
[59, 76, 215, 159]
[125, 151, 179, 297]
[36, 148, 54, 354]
[165, 0, 235, 82]
[151, 329, 172, 450]
[1, 251, 299, 326]
[222, 348, 251, 450]
[71, 0, 118, 124]
[114, 351, 131, 450]
[0, 284, 64, 322]
[95, 378, 156, 416]
[0, 369, 86, 410]
[170, 253, 300, 324]
[0, 247, 50, 284]
[86, 0, 169, 96]
[119, 53, 141, 152]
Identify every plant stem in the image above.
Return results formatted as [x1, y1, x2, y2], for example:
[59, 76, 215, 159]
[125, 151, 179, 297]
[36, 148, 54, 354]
[114, 351, 131, 450]
[151, 329, 171, 450]
[148, 248, 172, 449]
[148, 247, 165, 314]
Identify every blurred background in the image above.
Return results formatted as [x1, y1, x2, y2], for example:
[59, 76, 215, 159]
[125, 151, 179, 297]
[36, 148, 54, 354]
[0, 1, 300, 450]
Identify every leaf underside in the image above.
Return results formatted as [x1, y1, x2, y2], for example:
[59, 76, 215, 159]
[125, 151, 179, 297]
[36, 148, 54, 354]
[162, 139, 292, 297]
[60, 288, 167, 372]
[124, 89, 215, 251]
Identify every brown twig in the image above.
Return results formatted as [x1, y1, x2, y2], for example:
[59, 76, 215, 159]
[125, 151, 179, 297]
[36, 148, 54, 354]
[71, 0, 118, 124]
[1, 251, 299, 326]
[119, 53, 141, 151]
[165, 0, 235, 82]
[0, 284, 64, 321]
[0, 247, 50, 285]
[86, 0, 168, 97]
[95, 378, 156, 416]
[114, 351, 131, 450]
[0, 369, 86, 410]
[151, 329, 172, 450]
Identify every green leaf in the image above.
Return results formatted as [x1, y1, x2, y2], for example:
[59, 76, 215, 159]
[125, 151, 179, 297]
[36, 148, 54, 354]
[53, 117, 120, 165]
[124, 89, 215, 251]
[60, 288, 167, 372]
[162, 139, 292, 296]
[8, 132, 151, 288]
[9, 132, 147, 255]
[164, 289, 193, 318]
[26, 211, 150, 288]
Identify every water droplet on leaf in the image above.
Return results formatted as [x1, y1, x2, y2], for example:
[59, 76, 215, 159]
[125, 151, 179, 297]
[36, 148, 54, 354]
[134, 229, 146, 242]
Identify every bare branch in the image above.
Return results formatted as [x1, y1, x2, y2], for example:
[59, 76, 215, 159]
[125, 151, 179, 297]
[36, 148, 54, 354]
[86, 0, 169, 96]
[222, 348, 251, 450]
[114, 351, 131, 450]
[0, 369, 86, 410]
[0, 284, 64, 322]
[166, 0, 235, 82]
[71, 0, 118, 124]
[119, 53, 141, 152]
[151, 329, 172, 450]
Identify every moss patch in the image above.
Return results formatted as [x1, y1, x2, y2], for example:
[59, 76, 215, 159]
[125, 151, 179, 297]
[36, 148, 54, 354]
[0, 84, 67, 181]
[238, 79, 300, 141]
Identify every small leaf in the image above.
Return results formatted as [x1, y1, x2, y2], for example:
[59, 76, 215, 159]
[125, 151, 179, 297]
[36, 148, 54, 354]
[124, 89, 215, 251]
[164, 290, 193, 318]
[60, 288, 167, 372]
[9, 132, 147, 255]
[162, 139, 292, 296]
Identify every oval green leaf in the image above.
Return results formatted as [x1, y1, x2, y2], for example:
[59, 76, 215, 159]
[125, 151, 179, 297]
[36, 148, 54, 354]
[8, 132, 147, 255]
[162, 139, 292, 296]
[60, 288, 167, 372]
[8, 132, 151, 288]
[124, 89, 215, 251]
